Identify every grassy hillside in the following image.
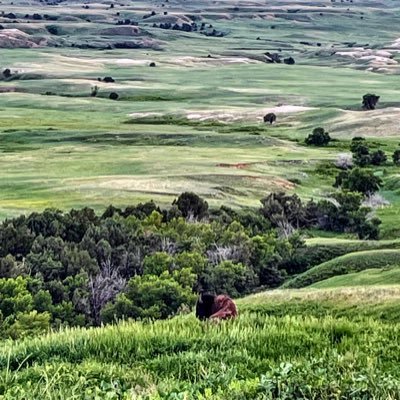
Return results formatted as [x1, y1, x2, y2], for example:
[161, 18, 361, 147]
[283, 249, 400, 288]
[311, 267, 400, 289]
[293, 238, 400, 272]
[1, 288, 400, 399]
[240, 286, 400, 322]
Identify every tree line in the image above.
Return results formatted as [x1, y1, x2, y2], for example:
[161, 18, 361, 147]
[0, 187, 380, 339]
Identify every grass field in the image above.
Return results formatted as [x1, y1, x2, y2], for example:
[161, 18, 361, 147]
[0, 287, 400, 399]
[311, 267, 400, 288]
[0, 0, 400, 233]
[1, 2, 400, 397]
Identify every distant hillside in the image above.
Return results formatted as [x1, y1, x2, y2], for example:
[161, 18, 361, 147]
[311, 267, 400, 289]
[283, 249, 400, 289]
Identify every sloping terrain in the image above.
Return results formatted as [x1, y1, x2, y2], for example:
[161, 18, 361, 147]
[284, 249, 400, 288]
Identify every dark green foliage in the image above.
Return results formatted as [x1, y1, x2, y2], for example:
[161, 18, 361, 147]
[393, 149, 400, 166]
[317, 191, 380, 239]
[46, 25, 58, 35]
[305, 127, 331, 146]
[260, 192, 316, 229]
[101, 272, 196, 321]
[334, 167, 382, 195]
[350, 137, 387, 167]
[0, 190, 383, 338]
[174, 192, 208, 219]
[0, 196, 298, 337]
[351, 137, 371, 166]
[371, 150, 387, 166]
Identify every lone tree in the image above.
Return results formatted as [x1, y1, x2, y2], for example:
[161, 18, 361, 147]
[393, 149, 400, 166]
[174, 192, 208, 220]
[305, 127, 331, 146]
[263, 113, 276, 124]
[362, 93, 380, 110]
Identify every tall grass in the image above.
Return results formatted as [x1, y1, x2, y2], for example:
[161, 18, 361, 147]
[1, 309, 400, 399]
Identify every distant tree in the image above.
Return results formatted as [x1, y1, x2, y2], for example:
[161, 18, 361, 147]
[260, 192, 311, 229]
[370, 150, 387, 166]
[305, 127, 331, 146]
[317, 190, 380, 239]
[174, 192, 208, 220]
[350, 137, 366, 151]
[393, 149, 400, 166]
[351, 137, 371, 166]
[46, 25, 58, 35]
[334, 167, 382, 195]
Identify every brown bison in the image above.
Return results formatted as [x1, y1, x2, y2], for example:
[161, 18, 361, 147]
[195, 292, 238, 320]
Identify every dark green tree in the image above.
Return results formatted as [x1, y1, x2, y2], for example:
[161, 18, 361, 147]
[305, 127, 331, 146]
[370, 150, 387, 166]
[393, 149, 400, 166]
[174, 192, 208, 220]
[334, 168, 382, 195]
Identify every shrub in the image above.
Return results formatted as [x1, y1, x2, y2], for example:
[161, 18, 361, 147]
[393, 149, 400, 166]
[334, 168, 382, 195]
[370, 150, 387, 166]
[305, 127, 331, 146]
[174, 192, 208, 220]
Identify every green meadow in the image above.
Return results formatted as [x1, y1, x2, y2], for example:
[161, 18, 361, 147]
[1, 1, 400, 398]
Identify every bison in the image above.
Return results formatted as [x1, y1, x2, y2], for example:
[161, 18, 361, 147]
[195, 292, 237, 320]
[362, 93, 380, 110]
[264, 113, 277, 124]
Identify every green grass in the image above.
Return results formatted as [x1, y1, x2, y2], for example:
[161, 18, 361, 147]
[283, 249, 400, 288]
[0, 16, 400, 232]
[2, 296, 400, 399]
[240, 286, 400, 322]
[311, 267, 400, 288]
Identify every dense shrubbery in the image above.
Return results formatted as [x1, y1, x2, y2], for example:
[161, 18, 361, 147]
[0, 190, 381, 338]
